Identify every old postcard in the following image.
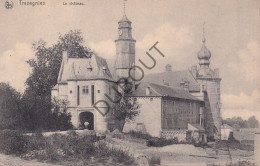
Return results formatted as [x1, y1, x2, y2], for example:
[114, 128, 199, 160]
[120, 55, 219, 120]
[0, 0, 259, 165]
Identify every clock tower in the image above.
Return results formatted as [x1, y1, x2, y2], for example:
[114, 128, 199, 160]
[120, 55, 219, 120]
[115, 13, 136, 80]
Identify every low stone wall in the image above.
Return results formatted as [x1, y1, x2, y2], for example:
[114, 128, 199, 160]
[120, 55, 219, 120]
[233, 131, 255, 142]
[161, 130, 187, 141]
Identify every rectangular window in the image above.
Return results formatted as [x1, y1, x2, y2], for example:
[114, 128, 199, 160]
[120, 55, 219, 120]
[77, 85, 80, 106]
[91, 85, 94, 105]
[82, 86, 89, 94]
[109, 85, 111, 95]
[167, 119, 173, 129]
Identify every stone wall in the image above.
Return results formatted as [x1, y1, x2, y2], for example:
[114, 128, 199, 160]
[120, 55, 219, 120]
[161, 130, 187, 141]
[123, 97, 162, 137]
[197, 78, 221, 138]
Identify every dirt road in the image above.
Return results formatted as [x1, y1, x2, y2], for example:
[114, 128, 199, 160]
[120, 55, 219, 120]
[107, 135, 254, 166]
[0, 154, 60, 166]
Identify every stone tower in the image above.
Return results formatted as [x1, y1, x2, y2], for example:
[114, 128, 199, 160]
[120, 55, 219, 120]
[194, 35, 222, 139]
[115, 13, 136, 80]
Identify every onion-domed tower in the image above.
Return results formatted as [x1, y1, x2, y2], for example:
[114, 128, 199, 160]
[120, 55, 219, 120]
[193, 26, 222, 139]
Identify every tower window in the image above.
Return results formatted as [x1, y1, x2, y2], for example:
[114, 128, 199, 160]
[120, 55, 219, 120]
[91, 85, 95, 105]
[109, 85, 111, 95]
[77, 86, 80, 106]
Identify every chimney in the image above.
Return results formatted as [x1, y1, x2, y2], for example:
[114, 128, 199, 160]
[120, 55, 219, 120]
[62, 51, 68, 63]
[146, 87, 151, 96]
[163, 80, 169, 86]
[191, 65, 197, 77]
[180, 81, 185, 89]
[165, 64, 172, 72]
[184, 81, 189, 91]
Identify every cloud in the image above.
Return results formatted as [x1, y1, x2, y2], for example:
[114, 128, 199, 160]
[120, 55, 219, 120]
[222, 90, 260, 121]
[136, 22, 194, 73]
[0, 43, 34, 92]
[88, 22, 195, 73]
[88, 40, 115, 59]
[228, 41, 260, 83]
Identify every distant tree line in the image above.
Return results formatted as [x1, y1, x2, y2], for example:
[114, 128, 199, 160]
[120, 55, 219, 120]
[222, 116, 259, 129]
[0, 30, 88, 131]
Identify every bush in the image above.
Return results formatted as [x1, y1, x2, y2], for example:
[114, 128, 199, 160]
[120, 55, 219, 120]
[216, 140, 253, 151]
[112, 133, 124, 139]
[148, 156, 161, 166]
[25, 132, 46, 151]
[0, 130, 27, 155]
[146, 137, 178, 147]
[95, 142, 135, 165]
[127, 130, 152, 140]
[0, 130, 136, 165]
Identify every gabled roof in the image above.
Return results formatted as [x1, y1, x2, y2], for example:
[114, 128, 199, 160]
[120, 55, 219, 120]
[188, 123, 205, 131]
[142, 70, 200, 92]
[221, 124, 234, 130]
[57, 54, 114, 83]
[131, 82, 202, 102]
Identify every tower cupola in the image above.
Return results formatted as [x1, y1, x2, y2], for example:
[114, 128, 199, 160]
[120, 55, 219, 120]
[197, 22, 211, 68]
[197, 37, 211, 67]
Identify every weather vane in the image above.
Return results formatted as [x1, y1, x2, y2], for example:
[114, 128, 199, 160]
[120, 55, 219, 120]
[124, 0, 127, 14]
[202, 22, 206, 43]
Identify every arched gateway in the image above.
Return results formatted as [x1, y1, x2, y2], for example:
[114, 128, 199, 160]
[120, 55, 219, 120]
[79, 112, 94, 130]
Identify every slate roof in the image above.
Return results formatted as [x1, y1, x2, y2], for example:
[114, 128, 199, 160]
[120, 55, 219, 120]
[130, 82, 202, 102]
[57, 54, 114, 83]
[142, 70, 200, 92]
[189, 123, 205, 131]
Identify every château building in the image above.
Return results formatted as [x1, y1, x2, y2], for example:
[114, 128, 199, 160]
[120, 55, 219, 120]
[51, 10, 221, 140]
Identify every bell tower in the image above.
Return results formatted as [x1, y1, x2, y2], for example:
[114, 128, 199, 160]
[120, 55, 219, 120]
[115, 0, 136, 79]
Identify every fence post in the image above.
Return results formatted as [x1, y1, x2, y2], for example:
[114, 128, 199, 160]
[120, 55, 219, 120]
[255, 133, 260, 165]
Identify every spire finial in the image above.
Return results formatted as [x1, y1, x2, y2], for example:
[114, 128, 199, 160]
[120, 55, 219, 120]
[123, 0, 127, 15]
[202, 22, 206, 43]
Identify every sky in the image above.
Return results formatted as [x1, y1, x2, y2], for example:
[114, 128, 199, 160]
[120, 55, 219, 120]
[0, 0, 259, 120]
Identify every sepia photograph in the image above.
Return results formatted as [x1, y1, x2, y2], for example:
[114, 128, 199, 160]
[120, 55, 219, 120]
[0, 0, 259, 165]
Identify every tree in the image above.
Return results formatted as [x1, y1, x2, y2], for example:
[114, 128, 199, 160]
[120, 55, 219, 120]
[26, 30, 90, 96]
[111, 79, 140, 131]
[51, 98, 73, 131]
[0, 83, 21, 130]
[247, 116, 258, 128]
[22, 30, 88, 131]
[222, 117, 245, 128]
[112, 96, 140, 131]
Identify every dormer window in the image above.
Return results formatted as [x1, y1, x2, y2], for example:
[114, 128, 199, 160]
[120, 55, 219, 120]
[87, 62, 92, 71]
[102, 66, 107, 73]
